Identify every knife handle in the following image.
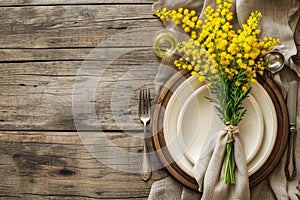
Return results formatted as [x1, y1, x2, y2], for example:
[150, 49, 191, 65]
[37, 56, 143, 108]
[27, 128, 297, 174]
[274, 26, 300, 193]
[285, 126, 297, 181]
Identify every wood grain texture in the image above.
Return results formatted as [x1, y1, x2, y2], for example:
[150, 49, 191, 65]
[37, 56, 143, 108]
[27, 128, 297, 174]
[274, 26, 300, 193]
[0, 49, 160, 131]
[0, 131, 168, 199]
[0, 0, 152, 6]
[0, 5, 159, 48]
[0, 4, 153, 28]
[0, 1, 299, 199]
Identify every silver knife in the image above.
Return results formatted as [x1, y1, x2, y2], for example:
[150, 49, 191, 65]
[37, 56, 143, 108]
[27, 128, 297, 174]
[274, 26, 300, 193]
[285, 80, 298, 181]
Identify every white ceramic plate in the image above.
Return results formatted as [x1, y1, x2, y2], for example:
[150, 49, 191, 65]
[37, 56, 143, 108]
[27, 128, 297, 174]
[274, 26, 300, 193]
[163, 76, 277, 177]
[177, 85, 264, 165]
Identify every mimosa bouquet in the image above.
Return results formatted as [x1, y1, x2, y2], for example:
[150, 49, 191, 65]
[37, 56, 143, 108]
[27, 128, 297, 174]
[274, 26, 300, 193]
[156, 0, 280, 184]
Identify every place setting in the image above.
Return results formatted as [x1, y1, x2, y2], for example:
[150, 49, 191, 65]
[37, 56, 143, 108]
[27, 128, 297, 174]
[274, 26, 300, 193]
[152, 68, 289, 190]
[146, 0, 299, 199]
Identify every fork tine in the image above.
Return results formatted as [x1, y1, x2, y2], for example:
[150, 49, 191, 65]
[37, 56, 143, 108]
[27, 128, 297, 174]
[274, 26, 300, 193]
[144, 89, 148, 114]
[147, 89, 151, 115]
[143, 89, 146, 114]
[141, 89, 145, 115]
[139, 89, 142, 116]
[143, 89, 147, 114]
[139, 88, 151, 116]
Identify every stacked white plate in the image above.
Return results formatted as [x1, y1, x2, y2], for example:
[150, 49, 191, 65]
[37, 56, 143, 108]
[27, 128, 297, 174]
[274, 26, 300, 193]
[163, 76, 278, 177]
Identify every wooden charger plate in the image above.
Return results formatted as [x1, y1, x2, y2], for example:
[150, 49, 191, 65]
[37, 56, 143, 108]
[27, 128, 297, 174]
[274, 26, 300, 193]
[152, 70, 289, 191]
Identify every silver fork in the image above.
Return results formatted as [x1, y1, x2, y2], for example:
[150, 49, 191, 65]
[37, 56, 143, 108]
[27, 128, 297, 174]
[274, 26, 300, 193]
[139, 88, 152, 181]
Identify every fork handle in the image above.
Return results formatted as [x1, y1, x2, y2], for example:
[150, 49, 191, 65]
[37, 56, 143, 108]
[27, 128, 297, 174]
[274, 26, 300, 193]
[140, 124, 152, 181]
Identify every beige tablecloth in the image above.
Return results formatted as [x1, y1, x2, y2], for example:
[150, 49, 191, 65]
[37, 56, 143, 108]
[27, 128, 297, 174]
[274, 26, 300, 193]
[149, 0, 300, 199]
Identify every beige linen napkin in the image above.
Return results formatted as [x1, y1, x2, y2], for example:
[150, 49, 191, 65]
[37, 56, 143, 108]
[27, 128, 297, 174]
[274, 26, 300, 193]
[149, 0, 300, 199]
[192, 129, 250, 199]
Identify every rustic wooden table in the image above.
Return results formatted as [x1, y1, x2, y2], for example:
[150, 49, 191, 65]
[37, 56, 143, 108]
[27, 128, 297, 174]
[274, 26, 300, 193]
[0, 1, 299, 199]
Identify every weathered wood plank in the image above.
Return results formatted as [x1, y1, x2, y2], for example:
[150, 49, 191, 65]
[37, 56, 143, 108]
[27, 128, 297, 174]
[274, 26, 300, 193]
[0, 48, 93, 62]
[0, 5, 160, 48]
[0, 0, 152, 6]
[0, 48, 161, 130]
[0, 5, 154, 34]
[0, 131, 168, 199]
[0, 25, 160, 48]
[0, 48, 156, 62]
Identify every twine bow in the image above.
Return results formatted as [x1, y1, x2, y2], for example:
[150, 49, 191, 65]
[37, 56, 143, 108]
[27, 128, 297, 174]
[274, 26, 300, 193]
[223, 125, 239, 143]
